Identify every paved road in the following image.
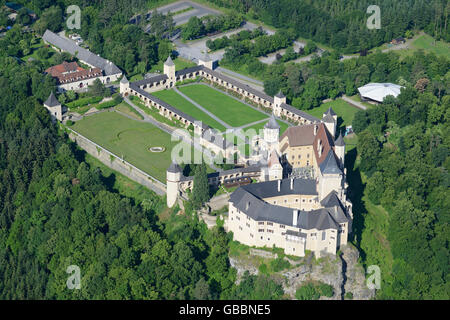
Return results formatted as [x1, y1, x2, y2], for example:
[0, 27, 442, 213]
[124, 96, 222, 171]
[215, 66, 264, 91]
[342, 95, 367, 110]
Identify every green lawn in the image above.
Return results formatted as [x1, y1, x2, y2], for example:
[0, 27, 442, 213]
[305, 98, 359, 133]
[72, 111, 207, 182]
[150, 57, 197, 73]
[115, 101, 144, 120]
[178, 84, 267, 127]
[152, 89, 227, 131]
[411, 34, 450, 59]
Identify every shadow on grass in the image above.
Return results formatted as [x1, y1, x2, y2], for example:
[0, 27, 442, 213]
[345, 148, 368, 264]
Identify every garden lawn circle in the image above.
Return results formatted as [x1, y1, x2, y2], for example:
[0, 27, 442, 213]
[149, 146, 166, 153]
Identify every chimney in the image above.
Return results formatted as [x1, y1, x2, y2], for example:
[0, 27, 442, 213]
[278, 179, 281, 192]
[293, 210, 298, 226]
[314, 124, 318, 136]
[290, 178, 294, 190]
[246, 201, 250, 210]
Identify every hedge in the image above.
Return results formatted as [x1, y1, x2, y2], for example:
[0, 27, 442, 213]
[67, 96, 103, 109]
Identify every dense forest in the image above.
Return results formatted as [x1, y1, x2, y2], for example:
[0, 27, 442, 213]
[0, 0, 448, 300]
[0, 0, 285, 300]
[207, 0, 449, 52]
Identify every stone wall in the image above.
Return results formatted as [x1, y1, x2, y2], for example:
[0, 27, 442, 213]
[67, 128, 167, 196]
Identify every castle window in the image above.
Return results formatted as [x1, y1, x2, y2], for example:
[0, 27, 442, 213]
[322, 231, 326, 241]
[258, 222, 264, 225]
[258, 229, 264, 233]
[280, 225, 285, 229]
[267, 222, 273, 226]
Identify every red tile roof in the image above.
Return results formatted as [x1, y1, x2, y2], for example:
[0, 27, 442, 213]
[45, 61, 103, 84]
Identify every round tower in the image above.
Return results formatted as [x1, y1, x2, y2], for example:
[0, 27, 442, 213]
[322, 107, 337, 137]
[263, 114, 280, 154]
[273, 91, 286, 117]
[163, 56, 176, 81]
[166, 161, 182, 208]
[120, 75, 129, 95]
[44, 92, 62, 121]
[334, 132, 345, 169]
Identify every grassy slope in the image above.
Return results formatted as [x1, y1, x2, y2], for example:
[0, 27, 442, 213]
[72, 111, 202, 182]
[115, 101, 144, 120]
[305, 98, 360, 133]
[152, 89, 227, 131]
[178, 84, 267, 127]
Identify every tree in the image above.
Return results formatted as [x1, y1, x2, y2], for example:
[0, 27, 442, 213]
[34, 6, 63, 35]
[182, 17, 205, 40]
[295, 283, 320, 300]
[193, 278, 212, 300]
[89, 78, 108, 97]
[192, 163, 209, 209]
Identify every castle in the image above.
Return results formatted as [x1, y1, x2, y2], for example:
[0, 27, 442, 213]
[124, 55, 354, 258]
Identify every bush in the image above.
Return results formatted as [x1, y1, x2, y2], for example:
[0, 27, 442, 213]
[258, 263, 268, 275]
[345, 292, 353, 300]
[317, 283, 334, 297]
[295, 283, 320, 300]
[66, 120, 74, 126]
[270, 257, 291, 272]
[67, 96, 103, 109]
[96, 99, 119, 110]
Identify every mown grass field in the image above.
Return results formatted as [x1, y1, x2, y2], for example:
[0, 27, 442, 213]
[178, 84, 268, 127]
[72, 111, 206, 182]
[152, 89, 227, 131]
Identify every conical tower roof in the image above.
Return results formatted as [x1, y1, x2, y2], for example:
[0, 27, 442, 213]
[319, 150, 341, 174]
[164, 56, 174, 66]
[167, 161, 181, 173]
[335, 132, 344, 146]
[324, 107, 336, 116]
[120, 75, 129, 84]
[44, 92, 60, 107]
[323, 112, 334, 123]
[264, 114, 280, 130]
[275, 91, 285, 98]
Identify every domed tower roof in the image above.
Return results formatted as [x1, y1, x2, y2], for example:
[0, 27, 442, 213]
[335, 132, 344, 146]
[44, 92, 60, 107]
[264, 114, 280, 130]
[167, 161, 181, 173]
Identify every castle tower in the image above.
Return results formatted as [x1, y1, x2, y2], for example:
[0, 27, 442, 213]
[273, 91, 286, 117]
[44, 92, 62, 121]
[322, 107, 337, 137]
[163, 56, 176, 81]
[199, 53, 214, 70]
[120, 75, 129, 95]
[166, 161, 182, 208]
[263, 114, 280, 154]
[268, 150, 283, 181]
[334, 131, 345, 169]
[322, 112, 336, 138]
[318, 150, 343, 201]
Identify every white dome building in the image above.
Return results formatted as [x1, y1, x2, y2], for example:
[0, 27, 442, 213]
[358, 83, 404, 103]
